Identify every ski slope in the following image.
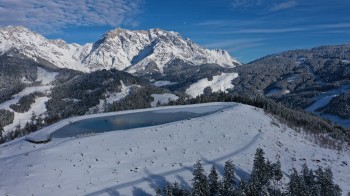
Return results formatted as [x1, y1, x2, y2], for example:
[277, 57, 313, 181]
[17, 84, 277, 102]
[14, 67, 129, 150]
[0, 103, 349, 195]
[186, 73, 238, 97]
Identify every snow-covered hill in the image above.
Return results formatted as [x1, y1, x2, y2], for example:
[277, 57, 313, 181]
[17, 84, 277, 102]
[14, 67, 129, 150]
[0, 103, 348, 195]
[0, 26, 240, 74]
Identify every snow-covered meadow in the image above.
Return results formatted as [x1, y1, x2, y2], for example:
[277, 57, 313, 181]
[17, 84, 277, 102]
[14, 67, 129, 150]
[0, 103, 349, 195]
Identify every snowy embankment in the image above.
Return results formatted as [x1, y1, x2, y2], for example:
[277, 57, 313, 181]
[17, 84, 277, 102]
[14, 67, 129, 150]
[186, 72, 238, 97]
[0, 103, 349, 196]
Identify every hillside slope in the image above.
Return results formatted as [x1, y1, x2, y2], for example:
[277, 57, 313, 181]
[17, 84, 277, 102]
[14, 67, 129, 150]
[233, 44, 350, 127]
[0, 103, 348, 195]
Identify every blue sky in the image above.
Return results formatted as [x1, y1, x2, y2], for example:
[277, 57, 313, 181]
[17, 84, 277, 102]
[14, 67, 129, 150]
[0, 0, 349, 63]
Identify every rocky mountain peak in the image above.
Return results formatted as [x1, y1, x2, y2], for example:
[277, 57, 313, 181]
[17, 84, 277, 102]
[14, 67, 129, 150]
[0, 26, 240, 74]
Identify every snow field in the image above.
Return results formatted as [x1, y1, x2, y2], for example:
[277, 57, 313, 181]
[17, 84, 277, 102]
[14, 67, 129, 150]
[0, 103, 348, 195]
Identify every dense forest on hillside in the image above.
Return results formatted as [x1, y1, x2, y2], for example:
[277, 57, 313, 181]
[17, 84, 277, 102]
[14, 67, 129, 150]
[232, 44, 350, 118]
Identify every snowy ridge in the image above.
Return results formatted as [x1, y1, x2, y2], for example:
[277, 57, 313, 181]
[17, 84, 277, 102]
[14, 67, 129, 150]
[0, 103, 348, 195]
[0, 26, 240, 74]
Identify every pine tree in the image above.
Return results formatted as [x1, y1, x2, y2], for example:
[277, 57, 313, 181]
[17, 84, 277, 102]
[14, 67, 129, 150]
[36, 114, 43, 128]
[315, 167, 341, 196]
[246, 148, 271, 196]
[102, 98, 108, 112]
[0, 124, 3, 139]
[191, 160, 209, 196]
[222, 160, 235, 195]
[172, 181, 185, 196]
[31, 111, 36, 124]
[156, 187, 162, 196]
[165, 183, 173, 196]
[288, 168, 308, 196]
[301, 164, 314, 189]
[208, 165, 219, 196]
[271, 160, 283, 195]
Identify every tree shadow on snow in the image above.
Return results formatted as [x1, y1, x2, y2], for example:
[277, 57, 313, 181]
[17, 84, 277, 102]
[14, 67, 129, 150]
[84, 133, 260, 196]
[132, 186, 152, 196]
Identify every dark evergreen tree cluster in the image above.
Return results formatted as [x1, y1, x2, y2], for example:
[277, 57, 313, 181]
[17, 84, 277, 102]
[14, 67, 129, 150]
[156, 148, 342, 196]
[156, 160, 240, 196]
[46, 69, 167, 119]
[0, 109, 14, 127]
[288, 164, 342, 196]
[9, 92, 44, 113]
[0, 54, 38, 103]
[107, 86, 166, 112]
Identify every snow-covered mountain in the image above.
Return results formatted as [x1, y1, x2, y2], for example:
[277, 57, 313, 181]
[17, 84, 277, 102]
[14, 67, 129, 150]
[0, 26, 240, 74]
[0, 26, 91, 72]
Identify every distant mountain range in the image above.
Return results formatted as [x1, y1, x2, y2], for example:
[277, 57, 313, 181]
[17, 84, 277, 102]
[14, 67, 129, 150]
[0, 26, 239, 73]
[0, 25, 349, 135]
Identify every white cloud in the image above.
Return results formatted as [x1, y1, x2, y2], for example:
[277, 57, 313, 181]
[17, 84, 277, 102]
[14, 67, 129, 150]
[204, 38, 264, 51]
[0, 0, 143, 33]
[270, 0, 297, 12]
[236, 27, 306, 33]
[231, 0, 262, 8]
[231, 0, 249, 8]
[231, 0, 297, 12]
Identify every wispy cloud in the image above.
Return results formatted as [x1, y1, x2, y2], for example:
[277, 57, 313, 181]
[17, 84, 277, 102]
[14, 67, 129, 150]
[270, 1, 297, 12]
[203, 38, 264, 52]
[315, 23, 350, 29]
[231, 0, 262, 8]
[0, 0, 143, 33]
[235, 27, 306, 33]
[231, 0, 297, 12]
[194, 18, 350, 35]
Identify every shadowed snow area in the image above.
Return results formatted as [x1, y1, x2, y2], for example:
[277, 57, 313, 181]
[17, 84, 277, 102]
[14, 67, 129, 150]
[0, 103, 349, 196]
